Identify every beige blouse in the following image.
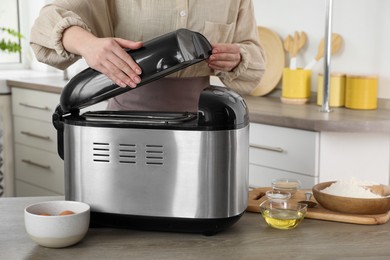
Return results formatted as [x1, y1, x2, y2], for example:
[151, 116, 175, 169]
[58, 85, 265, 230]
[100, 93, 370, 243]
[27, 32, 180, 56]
[30, 0, 265, 96]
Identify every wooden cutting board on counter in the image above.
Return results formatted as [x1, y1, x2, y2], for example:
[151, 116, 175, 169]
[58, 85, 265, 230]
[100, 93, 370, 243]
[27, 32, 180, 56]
[247, 188, 390, 225]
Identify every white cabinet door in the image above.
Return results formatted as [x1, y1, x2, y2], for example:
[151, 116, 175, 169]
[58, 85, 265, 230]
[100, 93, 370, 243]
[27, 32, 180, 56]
[13, 117, 57, 153]
[14, 144, 64, 194]
[250, 123, 319, 176]
[249, 123, 319, 188]
[12, 87, 109, 197]
[12, 88, 59, 122]
[16, 181, 61, 197]
[319, 132, 390, 185]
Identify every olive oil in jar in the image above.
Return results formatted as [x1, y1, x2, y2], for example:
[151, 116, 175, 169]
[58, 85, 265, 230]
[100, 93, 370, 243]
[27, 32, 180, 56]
[262, 208, 305, 230]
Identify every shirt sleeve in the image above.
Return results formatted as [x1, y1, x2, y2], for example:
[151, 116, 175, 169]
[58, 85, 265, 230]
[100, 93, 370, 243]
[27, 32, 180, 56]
[30, 0, 114, 70]
[216, 0, 266, 95]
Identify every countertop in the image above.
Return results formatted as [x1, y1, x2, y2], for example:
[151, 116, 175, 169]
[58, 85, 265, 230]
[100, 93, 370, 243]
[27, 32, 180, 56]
[0, 70, 63, 93]
[2, 196, 390, 259]
[6, 74, 390, 133]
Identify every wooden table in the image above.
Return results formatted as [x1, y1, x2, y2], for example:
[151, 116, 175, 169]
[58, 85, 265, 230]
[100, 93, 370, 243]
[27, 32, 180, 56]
[2, 196, 390, 259]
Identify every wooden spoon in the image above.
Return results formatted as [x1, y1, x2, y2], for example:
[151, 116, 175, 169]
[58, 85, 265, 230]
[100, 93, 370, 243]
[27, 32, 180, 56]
[290, 31, 307, 69]
[285, 32, 307, 69]
[291, 31, 307, 58]
[304, 33, 343, 70]
[283, 35, 294, 57]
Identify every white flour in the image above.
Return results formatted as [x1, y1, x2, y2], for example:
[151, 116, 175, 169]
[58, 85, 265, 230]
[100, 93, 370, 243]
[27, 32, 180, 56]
[322, 178, 383, 198]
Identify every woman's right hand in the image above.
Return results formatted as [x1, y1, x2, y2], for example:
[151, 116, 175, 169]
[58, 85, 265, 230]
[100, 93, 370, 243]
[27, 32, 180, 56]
[63, 26, 143, 88]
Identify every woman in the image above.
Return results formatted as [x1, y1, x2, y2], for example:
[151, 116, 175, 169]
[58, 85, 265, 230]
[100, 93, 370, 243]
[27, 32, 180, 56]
[30, 0, 265, 112]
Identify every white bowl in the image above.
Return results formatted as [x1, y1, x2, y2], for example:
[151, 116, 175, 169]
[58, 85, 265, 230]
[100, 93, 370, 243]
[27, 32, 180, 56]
[24, 200, 90, 248]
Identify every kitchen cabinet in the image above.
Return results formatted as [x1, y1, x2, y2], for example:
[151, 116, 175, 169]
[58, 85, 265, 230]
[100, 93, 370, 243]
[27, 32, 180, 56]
[249, 123, 319, 188]
[249, 123, 390, 188]
[11, 87, 107, 196]
[12, 87, 64, 196]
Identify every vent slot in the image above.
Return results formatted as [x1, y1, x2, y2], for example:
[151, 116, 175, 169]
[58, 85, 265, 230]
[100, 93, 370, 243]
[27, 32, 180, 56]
[145, 144, 164, 166]
[93, 142, 110, 163]
[119, 143, 137, 164]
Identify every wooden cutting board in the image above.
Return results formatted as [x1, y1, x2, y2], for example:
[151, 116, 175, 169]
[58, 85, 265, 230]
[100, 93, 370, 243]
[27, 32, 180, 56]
[247, 188, 390, 225]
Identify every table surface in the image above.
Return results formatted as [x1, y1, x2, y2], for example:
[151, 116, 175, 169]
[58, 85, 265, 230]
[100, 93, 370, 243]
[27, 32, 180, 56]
[2, 196, 390, 259]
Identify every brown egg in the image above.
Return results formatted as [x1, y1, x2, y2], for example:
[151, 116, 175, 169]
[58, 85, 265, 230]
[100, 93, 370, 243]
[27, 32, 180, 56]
[39, 213, 51, 216]
[59, 210, 75, 216]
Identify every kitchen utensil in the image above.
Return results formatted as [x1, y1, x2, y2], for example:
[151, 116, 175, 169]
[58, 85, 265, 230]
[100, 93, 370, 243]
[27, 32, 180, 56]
[52, 29, 249, 236]
[298, 192, 318, 208]
[289, 31, 307, 69]
[250, 27, 285, 96]
[259, 199, 307, 230]
[304, 33, 343, 70]
[312, 181, 390, 215]
[24, 200, 90, 248]
[247, 188, 390, 225]
[283, 35, 294, 58]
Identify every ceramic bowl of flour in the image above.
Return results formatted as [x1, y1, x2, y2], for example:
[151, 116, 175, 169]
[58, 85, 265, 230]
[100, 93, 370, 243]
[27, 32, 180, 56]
[313, 181, 390, 215]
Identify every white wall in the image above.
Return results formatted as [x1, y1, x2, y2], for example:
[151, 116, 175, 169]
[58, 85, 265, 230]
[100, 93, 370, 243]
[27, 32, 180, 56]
[19, 0, 61, 72]
[18, 0, 86, 76]
[253, 0, 390, 99]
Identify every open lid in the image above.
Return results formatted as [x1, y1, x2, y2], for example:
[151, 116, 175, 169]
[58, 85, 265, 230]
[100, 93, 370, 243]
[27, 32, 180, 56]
[60, 29, 212, 114]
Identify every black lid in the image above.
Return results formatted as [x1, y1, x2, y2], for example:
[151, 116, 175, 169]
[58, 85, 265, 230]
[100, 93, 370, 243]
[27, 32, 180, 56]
[60, 29, 212, 114]
[60, 86, 249, 130]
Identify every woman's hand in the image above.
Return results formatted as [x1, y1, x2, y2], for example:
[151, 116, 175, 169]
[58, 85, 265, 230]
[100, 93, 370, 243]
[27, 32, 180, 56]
[80, 37, 143, 88]
[207, 43, 241, 72]
[63, 26, 143, 88]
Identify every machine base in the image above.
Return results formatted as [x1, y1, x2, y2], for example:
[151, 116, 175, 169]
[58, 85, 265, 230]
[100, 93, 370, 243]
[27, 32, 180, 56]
[90, 211, 244, 236]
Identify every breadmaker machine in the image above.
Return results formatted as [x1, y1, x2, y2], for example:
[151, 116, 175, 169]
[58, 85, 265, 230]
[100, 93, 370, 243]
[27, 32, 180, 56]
[53, 29, 249, 235]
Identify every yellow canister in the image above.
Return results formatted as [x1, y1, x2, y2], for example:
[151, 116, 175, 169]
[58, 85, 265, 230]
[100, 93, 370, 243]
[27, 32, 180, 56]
[282, 68, 312, 99]
[345, 75, 378, 110]
[317, 73, 346, 107]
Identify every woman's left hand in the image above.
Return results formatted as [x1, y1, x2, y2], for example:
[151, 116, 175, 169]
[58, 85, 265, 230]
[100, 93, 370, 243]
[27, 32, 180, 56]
[207, 43, 241, 72]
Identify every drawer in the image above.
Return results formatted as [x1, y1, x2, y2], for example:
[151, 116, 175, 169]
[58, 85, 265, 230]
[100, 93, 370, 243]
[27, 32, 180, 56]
[249, 164, 317, 189]
[16, 180, 62, 197]
[13, 117, 57, 153]
[249, 123, 318, 176]
[12, 87, 59, 122]
[14, 144, 64, 194]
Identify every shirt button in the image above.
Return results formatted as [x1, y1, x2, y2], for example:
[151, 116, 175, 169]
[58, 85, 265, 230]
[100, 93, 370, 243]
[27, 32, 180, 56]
[179, 10, 187, 17]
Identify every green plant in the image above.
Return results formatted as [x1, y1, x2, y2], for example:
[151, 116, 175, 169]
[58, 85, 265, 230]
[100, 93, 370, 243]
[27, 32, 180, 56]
[0, 27, 22, 53]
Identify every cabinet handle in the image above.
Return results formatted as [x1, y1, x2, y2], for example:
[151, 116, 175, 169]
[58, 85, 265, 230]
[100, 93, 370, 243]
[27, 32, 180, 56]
[22, 159, 51, 170]
[250, 144, 284, 153]
[19, 102, 49, 111]
[21, 131, 51, 140]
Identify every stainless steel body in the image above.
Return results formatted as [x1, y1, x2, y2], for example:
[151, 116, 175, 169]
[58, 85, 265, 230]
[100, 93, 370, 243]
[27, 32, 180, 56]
[64, 124, 249, 219]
